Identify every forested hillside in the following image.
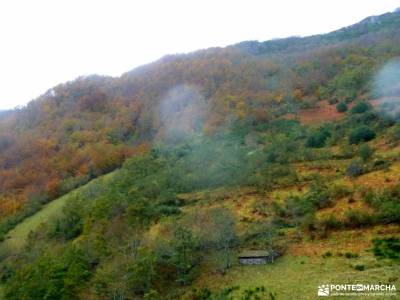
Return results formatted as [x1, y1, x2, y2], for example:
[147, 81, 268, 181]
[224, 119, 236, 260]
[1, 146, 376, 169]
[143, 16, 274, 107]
[0, 9, 400, 300]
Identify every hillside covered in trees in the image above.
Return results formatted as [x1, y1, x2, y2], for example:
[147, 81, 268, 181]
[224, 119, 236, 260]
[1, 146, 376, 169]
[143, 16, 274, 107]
[0, 9, 400, 300]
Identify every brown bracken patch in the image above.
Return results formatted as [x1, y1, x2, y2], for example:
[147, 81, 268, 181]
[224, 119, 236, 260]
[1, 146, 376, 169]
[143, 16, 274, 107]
[285, 100, 346, 125]
[288, 225, 400, 257]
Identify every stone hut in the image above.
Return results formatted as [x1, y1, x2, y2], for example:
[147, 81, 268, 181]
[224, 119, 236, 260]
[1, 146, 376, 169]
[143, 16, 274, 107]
[238, 250, 274, 265]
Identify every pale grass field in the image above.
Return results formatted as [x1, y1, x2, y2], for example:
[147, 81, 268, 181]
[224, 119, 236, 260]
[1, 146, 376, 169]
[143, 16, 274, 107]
[194, 250, 400, 299]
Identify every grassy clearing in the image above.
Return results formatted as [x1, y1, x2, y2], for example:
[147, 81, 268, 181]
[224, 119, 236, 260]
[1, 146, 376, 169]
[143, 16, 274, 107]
[195, 254, 400, 299]
[194, 230, 400, 300]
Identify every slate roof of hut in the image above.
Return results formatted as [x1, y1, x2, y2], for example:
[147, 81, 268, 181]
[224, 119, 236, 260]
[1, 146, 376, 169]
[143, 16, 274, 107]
[238, 250, 270, 258]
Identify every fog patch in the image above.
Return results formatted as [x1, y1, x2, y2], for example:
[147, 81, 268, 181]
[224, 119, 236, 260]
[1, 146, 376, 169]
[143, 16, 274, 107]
[158, 85, 207, 143]
[372, 58, 400, 119]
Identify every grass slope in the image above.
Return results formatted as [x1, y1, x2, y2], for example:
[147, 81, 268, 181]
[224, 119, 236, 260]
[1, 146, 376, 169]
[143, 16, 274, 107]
[0, 194, 68, 253]
[0, 171, 117, 257]
[196, 253, 400, 299]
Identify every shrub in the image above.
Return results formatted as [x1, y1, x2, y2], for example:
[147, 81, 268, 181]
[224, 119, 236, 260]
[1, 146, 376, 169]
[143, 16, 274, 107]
[388, 124, 400, 142]
[359, 144, 373, 161]
[372, 237, 400, 260]
[48, 198, 84, 240]
[365, 185, 400, 224]
[346, 161, 364, 178]
[50, 214, 83, 240]
[319, 215, 343, 230]
[353, 264, 365, 271]
[349, 126, 376, 144]
[328, 97, 339, 105]
[306, 183, 333, 209]
[344, 209, 376, 228]
[328, 184, 352, 199]
[344, 252, 359, 259]
[350, 101, 370, 114]
[285, 188, 331, 220]
[188, 287, 212, 300]
[379, 201, 400, 223]
[322, 251, 332, 258]
[336, 102, 348, 112]
[301, 213, 317, 232]
[306, 128, 331, 148]
[372, 159, 390, 171]
[157, 205, 181, 216]
[359, 111, 378, 125]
